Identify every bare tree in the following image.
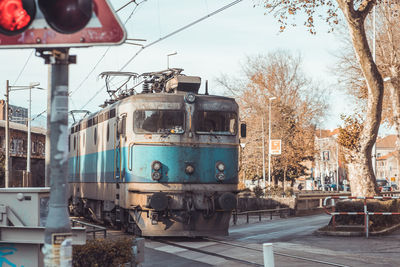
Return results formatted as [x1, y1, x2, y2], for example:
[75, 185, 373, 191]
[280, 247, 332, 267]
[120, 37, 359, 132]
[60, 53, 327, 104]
[333, 3, 400, 194]
[218, 51, 327, 191]
[259, 0, 384, 196]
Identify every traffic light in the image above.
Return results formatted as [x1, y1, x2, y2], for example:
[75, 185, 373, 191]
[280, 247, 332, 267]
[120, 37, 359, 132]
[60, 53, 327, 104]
[0, 0, 92, 36]
[38, 0, 92, 34]
[0, 0, 36, 36]
[0, 0, 126, 49]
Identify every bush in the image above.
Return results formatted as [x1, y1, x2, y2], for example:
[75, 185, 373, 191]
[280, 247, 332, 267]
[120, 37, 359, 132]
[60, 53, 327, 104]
[73, 237, 133, 267]
[330, 199, 400, 231]
[253, 185, 264, 198]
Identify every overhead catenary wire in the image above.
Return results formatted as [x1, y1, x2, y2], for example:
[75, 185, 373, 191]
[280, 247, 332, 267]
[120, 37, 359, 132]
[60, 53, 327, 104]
[69, 0, 145, 97]
[13, 50, 34, 86]
[80, 0, 244, 109]
[25, 1, 146, 120]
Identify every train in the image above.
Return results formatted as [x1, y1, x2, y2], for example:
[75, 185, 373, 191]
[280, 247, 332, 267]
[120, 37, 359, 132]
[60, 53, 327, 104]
[68, 68, 245, 236]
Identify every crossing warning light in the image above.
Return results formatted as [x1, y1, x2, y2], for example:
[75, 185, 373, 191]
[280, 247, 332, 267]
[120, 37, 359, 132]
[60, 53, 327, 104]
[0, 0, 126, 48]
[0, 0, 36, 35]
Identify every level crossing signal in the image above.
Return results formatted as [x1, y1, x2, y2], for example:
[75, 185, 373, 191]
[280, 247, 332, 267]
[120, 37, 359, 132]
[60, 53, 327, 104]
[0, 0, 126, 48]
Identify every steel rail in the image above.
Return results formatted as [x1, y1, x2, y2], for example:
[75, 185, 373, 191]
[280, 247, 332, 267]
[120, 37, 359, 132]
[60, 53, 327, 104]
[205, 238, 350, 267]
[156, 239, 263, 266]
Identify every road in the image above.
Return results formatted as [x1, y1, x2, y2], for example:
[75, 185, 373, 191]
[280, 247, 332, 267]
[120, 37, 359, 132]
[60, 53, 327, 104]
[141, 214, 400, 266]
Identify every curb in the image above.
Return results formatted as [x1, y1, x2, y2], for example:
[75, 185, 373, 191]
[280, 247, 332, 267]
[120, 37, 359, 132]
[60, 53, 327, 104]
[314, 222, 400, 237]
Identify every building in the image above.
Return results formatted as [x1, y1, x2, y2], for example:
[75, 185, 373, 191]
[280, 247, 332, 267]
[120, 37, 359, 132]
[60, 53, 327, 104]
[313, 129, 346, 190]
[0, 100, 28, 125]
[376, 135, 399, 185]
[0, 120, 46, 187]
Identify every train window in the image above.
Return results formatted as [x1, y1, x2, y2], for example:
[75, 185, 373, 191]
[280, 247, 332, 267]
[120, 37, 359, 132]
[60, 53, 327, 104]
[110, 109, 116, 118]
[134, 110, 185, 134]
[195, 111, 237, 135]
[74, 136, 76, 150]
[94, 128, 97, 145]
[106, 123, 110, 142]
[68, 136, 70, 152]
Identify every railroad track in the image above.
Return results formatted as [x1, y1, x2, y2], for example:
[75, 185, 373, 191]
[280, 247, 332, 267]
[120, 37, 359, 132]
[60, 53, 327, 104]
[74, 217, 352, 266]
[154, 237, 350, 267]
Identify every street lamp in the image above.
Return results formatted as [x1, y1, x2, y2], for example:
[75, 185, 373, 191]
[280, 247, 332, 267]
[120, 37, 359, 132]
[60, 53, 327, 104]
[167, 51, 177, 69]
[268, 96, 276, 188]
[5, 80, 43, 188]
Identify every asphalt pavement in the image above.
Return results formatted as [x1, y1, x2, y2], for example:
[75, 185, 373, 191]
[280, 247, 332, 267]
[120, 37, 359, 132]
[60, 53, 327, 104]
[140, 213, 400, 266]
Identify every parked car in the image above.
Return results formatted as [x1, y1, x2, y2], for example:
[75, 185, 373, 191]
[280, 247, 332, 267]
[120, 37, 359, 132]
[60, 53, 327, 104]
[376, 179, 390, 192]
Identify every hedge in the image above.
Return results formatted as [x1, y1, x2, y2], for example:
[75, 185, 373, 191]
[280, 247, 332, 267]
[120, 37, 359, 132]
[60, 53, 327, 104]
[330, 199, 400, 231]
[73, 237, 133, 267]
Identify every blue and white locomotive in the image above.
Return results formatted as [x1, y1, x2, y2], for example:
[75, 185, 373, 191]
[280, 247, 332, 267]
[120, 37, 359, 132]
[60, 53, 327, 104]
[68, 69, 244, 236]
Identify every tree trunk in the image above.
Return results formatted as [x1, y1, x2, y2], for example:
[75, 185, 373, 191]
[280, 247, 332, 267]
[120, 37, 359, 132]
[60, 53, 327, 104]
[337, 0, 382, 196]
[283, 166, 287, 191]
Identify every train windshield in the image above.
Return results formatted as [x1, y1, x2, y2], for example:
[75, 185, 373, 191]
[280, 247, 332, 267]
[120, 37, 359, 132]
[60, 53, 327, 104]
[134, 110, 185, 134]
[195, 111, 237, 135]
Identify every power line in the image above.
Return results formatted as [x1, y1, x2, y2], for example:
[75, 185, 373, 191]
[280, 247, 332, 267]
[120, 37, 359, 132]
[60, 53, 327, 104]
[69, 1, 145, 97]
[13, 50, 34, 86]
[116, 0, 137, 12]
[80, 0, 244, 109]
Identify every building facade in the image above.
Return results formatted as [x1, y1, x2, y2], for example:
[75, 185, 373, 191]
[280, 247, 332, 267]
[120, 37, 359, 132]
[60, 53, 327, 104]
[376, 135, 399, 185]
[313, 129, 346, 190]
[0, 120, 46, 187]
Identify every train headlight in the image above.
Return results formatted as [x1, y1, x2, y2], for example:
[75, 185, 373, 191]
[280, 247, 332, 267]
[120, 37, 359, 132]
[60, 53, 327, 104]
[216, 162, 225, 172]
[216, 172, 225, 181]
[184, 92, 196, 103]
[152, 161, 162, 171]
[185, 164, 195, 175]
[152, 171, 162, 181]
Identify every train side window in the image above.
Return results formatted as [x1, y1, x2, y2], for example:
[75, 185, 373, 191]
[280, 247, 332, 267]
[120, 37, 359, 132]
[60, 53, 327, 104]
[68, 136, 70, 152]
[110, 109, 116, 118]
[94, 128, 97, 145]
[74, 136, 76, 150]
[107, 123, 110, 142]
[118, 115, 126, 136]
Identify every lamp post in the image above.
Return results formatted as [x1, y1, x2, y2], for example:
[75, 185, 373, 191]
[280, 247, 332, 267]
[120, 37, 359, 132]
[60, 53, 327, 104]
[167, 51, 177, 69]
[268, 96, 276, 188]
[4, 81, 42, 188]
[262, 117, 266, 194]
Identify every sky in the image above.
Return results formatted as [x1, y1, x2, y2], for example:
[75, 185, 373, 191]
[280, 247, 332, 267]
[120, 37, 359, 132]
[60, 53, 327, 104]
[0, 0, 361, 130]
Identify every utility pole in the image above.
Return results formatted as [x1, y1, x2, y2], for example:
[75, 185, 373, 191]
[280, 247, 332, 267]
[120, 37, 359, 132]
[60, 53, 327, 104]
[27, 87, 32, 182]
[5, 80, 9, 188]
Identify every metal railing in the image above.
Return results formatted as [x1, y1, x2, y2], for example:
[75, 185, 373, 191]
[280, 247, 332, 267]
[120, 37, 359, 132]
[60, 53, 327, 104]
[323, 196, 400, 238]
[232, 208, 290, 225]
[71, 219, 107, 239]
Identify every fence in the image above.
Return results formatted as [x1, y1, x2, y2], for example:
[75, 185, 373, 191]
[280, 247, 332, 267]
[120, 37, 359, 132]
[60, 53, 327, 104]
[232, 208, 290, 225]
[71, 219, 107, 239]
[322, 196, 400, 238]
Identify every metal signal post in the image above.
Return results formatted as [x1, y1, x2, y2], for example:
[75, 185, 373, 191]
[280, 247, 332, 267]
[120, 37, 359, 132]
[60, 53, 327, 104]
[38, 48, 74, 266]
